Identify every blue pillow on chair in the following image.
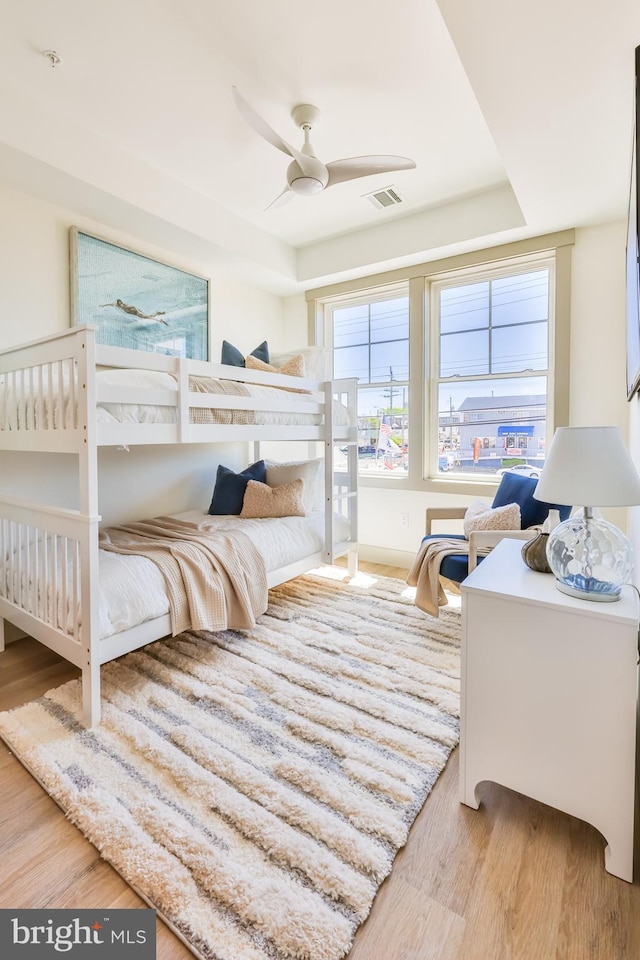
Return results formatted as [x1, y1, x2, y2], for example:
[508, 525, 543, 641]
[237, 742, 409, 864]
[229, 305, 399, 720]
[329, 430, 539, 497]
[221, 340, 269, 367]
[492, 473, 571, 527]
[208, 460, 266, 515]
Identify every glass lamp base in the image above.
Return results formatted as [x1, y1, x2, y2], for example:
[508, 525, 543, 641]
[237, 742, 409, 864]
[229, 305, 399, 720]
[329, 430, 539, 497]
[546, 515, 633, 604]
[555, 579, 621, 602]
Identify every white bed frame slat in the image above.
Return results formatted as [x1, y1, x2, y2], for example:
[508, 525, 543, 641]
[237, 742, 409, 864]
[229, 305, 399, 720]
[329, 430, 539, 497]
[0, 325, 358, 725]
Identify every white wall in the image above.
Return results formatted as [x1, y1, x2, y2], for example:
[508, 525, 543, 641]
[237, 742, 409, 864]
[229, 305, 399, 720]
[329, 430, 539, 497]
[282, 293, 309, 349]
[0, 181, 287, 520]
[566, 221, 629, 534]
[0, 182, 286, 356]
[569, 222, 628, 431]
[343, 221, 632, 567]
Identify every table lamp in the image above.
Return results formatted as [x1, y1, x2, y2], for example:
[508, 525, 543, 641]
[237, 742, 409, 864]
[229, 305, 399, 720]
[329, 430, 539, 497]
[533, 426, 640, 601]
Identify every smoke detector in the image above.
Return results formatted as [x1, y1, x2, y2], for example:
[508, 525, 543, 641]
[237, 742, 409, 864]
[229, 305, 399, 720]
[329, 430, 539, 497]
[364, 185, 406, 209]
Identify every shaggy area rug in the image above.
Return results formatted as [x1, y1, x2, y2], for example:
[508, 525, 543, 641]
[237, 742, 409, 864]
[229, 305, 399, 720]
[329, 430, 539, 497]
[0, 569, 461, 960]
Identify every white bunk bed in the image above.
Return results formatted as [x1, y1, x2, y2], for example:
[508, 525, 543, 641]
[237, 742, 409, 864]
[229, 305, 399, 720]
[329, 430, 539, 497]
[0, 326, 358, 725]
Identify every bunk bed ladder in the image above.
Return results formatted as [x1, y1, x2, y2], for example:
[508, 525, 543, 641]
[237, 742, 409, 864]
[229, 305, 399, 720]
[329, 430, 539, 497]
[325, 378, 358, 575]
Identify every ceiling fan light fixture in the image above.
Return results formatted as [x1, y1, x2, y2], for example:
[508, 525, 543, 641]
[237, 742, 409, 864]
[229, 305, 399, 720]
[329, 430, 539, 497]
[289, 176, 325, 196]
[232, 87, 416, 206]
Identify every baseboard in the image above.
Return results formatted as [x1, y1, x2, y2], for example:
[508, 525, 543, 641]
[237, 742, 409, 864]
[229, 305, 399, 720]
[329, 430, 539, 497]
[357, 545, 414, 570]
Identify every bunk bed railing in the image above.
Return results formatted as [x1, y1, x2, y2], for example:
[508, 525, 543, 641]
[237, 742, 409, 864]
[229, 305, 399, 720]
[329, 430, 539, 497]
[0, 496, 99, 669]
[1, 327, 356, 449]
[0, 326, 90, 453]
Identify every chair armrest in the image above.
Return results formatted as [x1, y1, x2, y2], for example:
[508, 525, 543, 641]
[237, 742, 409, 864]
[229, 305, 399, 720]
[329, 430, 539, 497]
[425, 506, 467, 535]
[468, 529, 536, 572]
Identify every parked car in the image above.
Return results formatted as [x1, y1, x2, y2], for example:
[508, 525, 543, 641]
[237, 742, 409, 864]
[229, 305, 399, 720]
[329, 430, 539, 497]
[497, 463, 542, 479]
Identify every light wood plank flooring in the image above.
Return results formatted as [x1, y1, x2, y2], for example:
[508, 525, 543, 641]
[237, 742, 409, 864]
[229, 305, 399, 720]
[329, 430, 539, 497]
[1, 561, 639, 959]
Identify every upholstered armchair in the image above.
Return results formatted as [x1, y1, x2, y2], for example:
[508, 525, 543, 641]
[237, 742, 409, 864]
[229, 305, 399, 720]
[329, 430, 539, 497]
[423, 472, 572, 585]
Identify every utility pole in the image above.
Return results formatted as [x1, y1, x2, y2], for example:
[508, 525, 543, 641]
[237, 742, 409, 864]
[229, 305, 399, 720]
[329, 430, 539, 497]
[383, 367, 395, 415]
[450, 396, 454, 453]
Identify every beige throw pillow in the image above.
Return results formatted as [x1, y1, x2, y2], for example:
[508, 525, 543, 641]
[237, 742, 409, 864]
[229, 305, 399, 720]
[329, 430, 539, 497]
[265, 458, 323, 514]
[240, 479, 306, 519]
[245, 353, 309, 393]
[463, 499, 521, 539]
[270, 346, 330, 380]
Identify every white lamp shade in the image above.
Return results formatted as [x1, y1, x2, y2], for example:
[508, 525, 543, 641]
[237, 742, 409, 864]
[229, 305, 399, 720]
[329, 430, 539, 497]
[534, 426, 640, 507]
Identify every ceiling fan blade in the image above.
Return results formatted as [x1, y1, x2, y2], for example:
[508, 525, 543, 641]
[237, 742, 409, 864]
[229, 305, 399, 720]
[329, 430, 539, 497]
[326, 155, 416, 187]
[264, 186, 293, 211]
[232, 86, 295, 158]
[232, 87, 318, 178]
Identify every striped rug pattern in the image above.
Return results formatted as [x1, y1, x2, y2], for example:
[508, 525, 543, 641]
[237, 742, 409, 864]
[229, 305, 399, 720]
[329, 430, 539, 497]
[0, 569, 461, 960]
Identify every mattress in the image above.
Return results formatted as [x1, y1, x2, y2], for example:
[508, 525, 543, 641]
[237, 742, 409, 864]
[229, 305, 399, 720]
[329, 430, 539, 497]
[99, 511, 350, 638]
[1, 512, 351, 640]
[0, 367, 351, 430]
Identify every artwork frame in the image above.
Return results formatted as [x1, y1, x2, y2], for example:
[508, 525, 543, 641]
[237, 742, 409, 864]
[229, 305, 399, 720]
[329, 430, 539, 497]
[70, 228, 210, 360]
[626, 46, 640, 400]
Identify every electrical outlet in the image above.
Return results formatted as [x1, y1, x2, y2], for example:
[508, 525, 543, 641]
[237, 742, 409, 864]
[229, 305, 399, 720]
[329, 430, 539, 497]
[400, 512, 409, 528]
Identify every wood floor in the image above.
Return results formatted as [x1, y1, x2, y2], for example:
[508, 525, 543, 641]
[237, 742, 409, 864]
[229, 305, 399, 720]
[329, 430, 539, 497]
[1, 561, 639, 960]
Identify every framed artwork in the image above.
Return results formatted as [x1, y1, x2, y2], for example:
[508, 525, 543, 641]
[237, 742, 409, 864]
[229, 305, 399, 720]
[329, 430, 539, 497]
[70, 228, 209, 360]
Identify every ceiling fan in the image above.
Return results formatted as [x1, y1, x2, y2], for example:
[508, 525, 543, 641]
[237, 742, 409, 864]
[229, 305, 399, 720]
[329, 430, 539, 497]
[232, 87, 416, 208]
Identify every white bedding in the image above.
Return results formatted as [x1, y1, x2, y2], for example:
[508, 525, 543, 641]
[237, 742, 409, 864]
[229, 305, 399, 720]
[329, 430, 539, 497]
[1, 512, 350, 640]
[97, 369, 350, 427]
[0, 367, 351, 429]
[98, 511, 350, 638]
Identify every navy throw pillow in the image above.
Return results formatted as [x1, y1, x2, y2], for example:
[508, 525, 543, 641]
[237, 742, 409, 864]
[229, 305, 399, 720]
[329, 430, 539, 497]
[492, 472, 571, 529]
[221, 340, 269, 367]
[208, 460, 267, 515]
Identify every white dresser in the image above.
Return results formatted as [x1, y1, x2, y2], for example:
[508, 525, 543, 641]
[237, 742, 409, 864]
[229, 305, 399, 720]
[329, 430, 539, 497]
[460, 537, 639, 881]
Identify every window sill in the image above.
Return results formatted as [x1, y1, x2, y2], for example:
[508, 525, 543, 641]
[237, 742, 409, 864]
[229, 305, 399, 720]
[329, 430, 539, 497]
[359, 473, 500, 497]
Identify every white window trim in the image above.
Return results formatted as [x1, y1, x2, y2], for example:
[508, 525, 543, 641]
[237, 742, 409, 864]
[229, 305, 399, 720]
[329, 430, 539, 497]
[323, 283, 411, 479]
[427, 252, 556, 482]
[307, 231, 572, 495]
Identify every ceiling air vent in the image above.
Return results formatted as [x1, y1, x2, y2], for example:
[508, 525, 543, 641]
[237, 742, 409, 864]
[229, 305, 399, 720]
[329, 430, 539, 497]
[365, 185, 406, 209]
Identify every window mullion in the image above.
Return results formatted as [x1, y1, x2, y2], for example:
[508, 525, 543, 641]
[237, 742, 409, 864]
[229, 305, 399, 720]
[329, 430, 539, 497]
[368, 304, 372, 382]
[488, 277, 493, 374]
[405, 276, 425, 486]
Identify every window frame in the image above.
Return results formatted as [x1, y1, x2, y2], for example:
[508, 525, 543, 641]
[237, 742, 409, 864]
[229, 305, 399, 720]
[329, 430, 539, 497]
[427, 253, 556, 482]
[308, 231, 572, 495]
[323, 282, 411, 479]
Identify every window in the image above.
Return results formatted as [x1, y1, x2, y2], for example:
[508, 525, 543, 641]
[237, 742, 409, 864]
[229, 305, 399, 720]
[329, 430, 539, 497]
[432, 263, 552, 479]
[329, 288, 409, 476]
[312, 233, 570, 490]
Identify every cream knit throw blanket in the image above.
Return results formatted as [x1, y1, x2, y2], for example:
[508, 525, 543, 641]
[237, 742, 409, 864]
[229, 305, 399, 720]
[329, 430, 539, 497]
[407, 537, 488, 617]
[99, 517, 267, 633]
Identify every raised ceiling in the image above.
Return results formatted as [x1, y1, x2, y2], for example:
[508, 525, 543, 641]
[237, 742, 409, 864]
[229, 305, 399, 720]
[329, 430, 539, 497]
[0, 0, 638, 292]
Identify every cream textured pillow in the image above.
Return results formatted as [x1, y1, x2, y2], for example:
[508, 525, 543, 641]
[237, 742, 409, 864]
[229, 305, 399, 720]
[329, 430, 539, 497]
[463, 499, 521, 539]
[240, 479, 306, 519]
[245, 354, 308, 393]
[270, 346, 331, 380]
[265, 458, 323, 514]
